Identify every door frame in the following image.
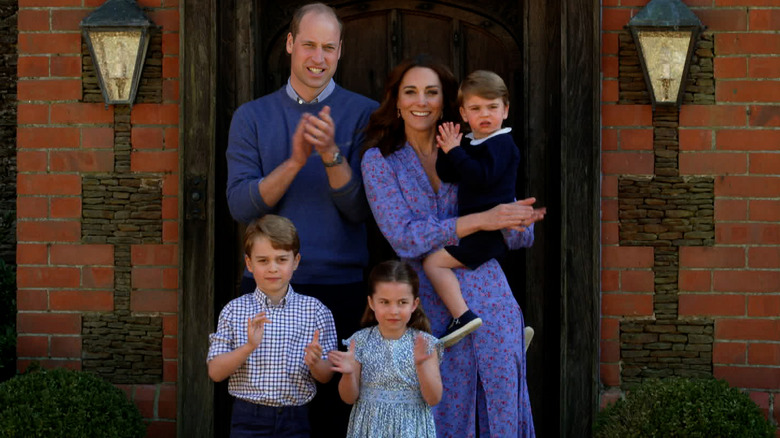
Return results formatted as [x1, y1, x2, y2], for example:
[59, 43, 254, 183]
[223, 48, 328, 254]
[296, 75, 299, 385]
[179, 0, 600, 436]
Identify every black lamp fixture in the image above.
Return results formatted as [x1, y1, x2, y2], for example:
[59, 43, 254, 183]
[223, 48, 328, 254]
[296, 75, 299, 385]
[627, 0, 705, 108]
[80, 0, 155, 107]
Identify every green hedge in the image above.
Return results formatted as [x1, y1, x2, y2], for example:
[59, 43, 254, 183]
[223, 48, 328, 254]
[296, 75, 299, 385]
[595, 377, 775, 438]
[0, 367, 146, 438]
[0, 259, 14, 383]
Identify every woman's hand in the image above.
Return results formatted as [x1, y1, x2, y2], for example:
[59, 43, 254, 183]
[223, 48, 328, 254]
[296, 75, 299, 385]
[478, 197, 546, 231]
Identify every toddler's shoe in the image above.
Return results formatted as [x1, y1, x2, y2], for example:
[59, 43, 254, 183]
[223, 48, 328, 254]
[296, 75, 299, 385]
[440, 310, 482, 348]
[524, 326, 534, 352]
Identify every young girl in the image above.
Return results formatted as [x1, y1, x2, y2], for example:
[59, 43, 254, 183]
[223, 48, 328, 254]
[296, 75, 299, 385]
[329, 260, 442, 438]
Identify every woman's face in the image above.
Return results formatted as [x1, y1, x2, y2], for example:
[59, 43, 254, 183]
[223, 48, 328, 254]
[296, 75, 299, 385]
[397, 67, 444, 136]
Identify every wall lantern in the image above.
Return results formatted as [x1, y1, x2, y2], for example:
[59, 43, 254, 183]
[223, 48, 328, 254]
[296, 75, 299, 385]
[80, 0, 155, 107]
[627, 0, 704, 108]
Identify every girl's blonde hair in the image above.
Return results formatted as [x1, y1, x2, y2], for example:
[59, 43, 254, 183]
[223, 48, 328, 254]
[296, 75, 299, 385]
[361, 260, 431, 333]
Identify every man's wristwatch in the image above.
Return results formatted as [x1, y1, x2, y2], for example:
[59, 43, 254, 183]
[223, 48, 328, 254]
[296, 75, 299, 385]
[322, 151, 344, 167]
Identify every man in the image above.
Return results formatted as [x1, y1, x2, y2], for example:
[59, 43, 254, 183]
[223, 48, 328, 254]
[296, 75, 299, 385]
[225, 3, 377, 436]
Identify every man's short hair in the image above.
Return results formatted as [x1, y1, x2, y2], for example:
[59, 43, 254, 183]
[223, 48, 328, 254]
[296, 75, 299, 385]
[289, 3, 344, 40]
[244, 215, 300, 256]
[458, 70, 509, 106]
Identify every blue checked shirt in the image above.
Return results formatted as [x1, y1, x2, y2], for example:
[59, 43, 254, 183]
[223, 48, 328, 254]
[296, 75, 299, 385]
[207, 286, 337, 406]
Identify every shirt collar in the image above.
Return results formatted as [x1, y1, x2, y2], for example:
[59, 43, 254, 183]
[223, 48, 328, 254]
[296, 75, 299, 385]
[254, 285, 295, 307]
[285, 78, 336, 104]
[466, 127, 512, 145]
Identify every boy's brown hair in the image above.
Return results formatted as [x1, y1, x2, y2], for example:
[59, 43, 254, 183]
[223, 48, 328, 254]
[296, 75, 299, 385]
[243, 215, 300, 257]
[458, 70, 509, 106]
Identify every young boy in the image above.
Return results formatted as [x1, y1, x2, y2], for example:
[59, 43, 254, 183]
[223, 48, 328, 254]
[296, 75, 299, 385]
[207, 214, 337, 437]
[426, 70, 536, 348]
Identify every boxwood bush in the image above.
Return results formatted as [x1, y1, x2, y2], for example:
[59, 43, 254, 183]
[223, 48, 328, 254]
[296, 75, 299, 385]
[0, 259, 14, 383]
[594, 377, 776, 438]
[0, 367, 146, 438]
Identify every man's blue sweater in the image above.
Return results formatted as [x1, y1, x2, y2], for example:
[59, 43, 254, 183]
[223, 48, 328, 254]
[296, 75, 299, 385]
[226, 85, 378, 284]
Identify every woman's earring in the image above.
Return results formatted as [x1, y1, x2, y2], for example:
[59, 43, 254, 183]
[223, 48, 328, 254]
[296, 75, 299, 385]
[397, 109, 401, 118]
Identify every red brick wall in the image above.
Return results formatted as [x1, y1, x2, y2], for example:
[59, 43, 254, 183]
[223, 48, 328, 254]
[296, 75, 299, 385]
[16, 0, 179, 436]
[601, 0, 780, 430]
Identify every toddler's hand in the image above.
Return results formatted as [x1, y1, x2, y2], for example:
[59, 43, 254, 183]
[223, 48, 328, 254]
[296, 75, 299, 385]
[436, 122, 462, 153]
[329, 339, 358, 374]
[304, 329, 323, 369]
[414, 334, 435, 366]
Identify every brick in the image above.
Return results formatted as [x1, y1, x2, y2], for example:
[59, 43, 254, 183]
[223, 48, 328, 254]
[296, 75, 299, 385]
[132, 244, 178, 266]
[601, 317, 619, 340]
[16, 150, 48, 172]
[619, 129, 653, 151]
[19, 0, 81, 5]
[50, 56, 81, 77]
[750, 153, 780, 175]
[17, 312, 81, 335]
[679, 152, 746, 175]
[17, 335, 48, 357]
[713, 341, 746, 365]
[17, 359, 81, 372]
[163, 315, 177, 336]
[131, 151, 179, 173]
[162, 174, 179, 196]
[162, 57, 179, 79]
[716, 129, 780, 151]
[603, 246, 654, 268]
[621, 270, 654, 292]
[162, 337, 177, 359]
[679, 293, 745, 317]
[749, 343, 780, 366]
[680, 246, 745, 268]
[602, 222, 619, 245]
[50, 150, 114, 172]
[714, 57, 747, 79]
[749, 8, 780, 31]
[600, 388, 622, 410]
[716, 319, 780, 341]
[749, 57, 780, 79]
[714, 365, 779, 390]
[132, 267, 163, 289]
[679, 269, 711, 292]
[18, 174, 81, 195]
[146, 421, 177, 438]
[131, 127, 164, 149]
[82, 127, 115, 149]
[130, 104, 179, 125]
[17, 104, 49, 124]
[162, 80, 179, 102]
[602, 128, 618, 151]
[680, 105, 747, 127]
[50, 197, 81, 219]
[162, 268, 178, 289]
[748, 392, 770, 418]
[51, 9, 88, 31]
[51, 244, 113, 265]
[714, 199, 747, 221]
[18, 127, 79, 148]
[602, 105, 652, 126]
[716, 0, 780, 4]
[602, 33, 619, 55]
[18, 33, 81, 55]
[149, 9, 180, 31]
[18, 79, 82, 101]
[131, 290, 177, 312]
[162, 34, 179, 55]
[716, 176, 780, 197]
[16, 243, 48, 264]
[679, 129, 712, 151]
[749, 105, 780, 127]
[602, 175, 618, 197]
[602, 269, 619, 292]
[163, 360, 177, 383]
[601, 292, 653, 316]
[51, 103, 114, 124]
[163, 221, 178, 242]
[717, 81, 780, 104]
[50, 290, 113, 311]
[17, 266, 79, 288]
[602, 199, 618, 221]
[696, 8, 747, 31]
[16, 197, 48, 219]
[602, 151, 654, 174]
[162, 197, 177, 220]
[17, 9, 50, 31]
[50, 336, 81, 358]
[714, 270, 780, 293]
[600, 363, 621, 387]
[17, 289, 48, 311]
[133, 385, 156, 418]
[18, 56, 49, 78]
[748, 295, 780, 318]
[715, 33, 780, 55]
[748, 247, 780, 269]
[17, 221, 81, 242]
[82, 267, 114, 288]
[716, 223, 780, 245]
[602, 8, 631, 31]
[158, 384, 177, 419]
[163, 128, 178, 149]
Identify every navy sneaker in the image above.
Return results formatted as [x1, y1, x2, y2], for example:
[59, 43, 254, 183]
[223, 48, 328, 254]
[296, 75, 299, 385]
[440, 310, 482, 348]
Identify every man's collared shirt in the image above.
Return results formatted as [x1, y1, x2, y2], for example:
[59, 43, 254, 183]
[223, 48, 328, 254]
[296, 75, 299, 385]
[207, 286, 337, 406]
[285, 78, 336, 104]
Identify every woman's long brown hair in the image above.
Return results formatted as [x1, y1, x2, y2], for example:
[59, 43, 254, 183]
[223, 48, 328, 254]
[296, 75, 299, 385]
[362, 54, 460, 158]
[361, 260, 431, 333]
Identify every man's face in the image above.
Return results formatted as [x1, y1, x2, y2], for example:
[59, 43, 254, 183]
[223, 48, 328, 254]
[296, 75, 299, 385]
[286, 12, 342, 102]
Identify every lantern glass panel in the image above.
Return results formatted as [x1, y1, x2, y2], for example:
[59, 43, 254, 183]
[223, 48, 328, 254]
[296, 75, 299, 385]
[88, 30, 143, 102]
[636, 30, 692, 104]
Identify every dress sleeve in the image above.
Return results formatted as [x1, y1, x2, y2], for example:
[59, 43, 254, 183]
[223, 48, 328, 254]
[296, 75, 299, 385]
[503, 223, 535, 249]
[361, 148, 459, 259]
[342, 328, 369, 364]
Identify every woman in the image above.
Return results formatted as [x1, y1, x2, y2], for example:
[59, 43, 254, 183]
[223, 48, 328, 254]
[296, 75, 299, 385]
[360, 55, 542, 437]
